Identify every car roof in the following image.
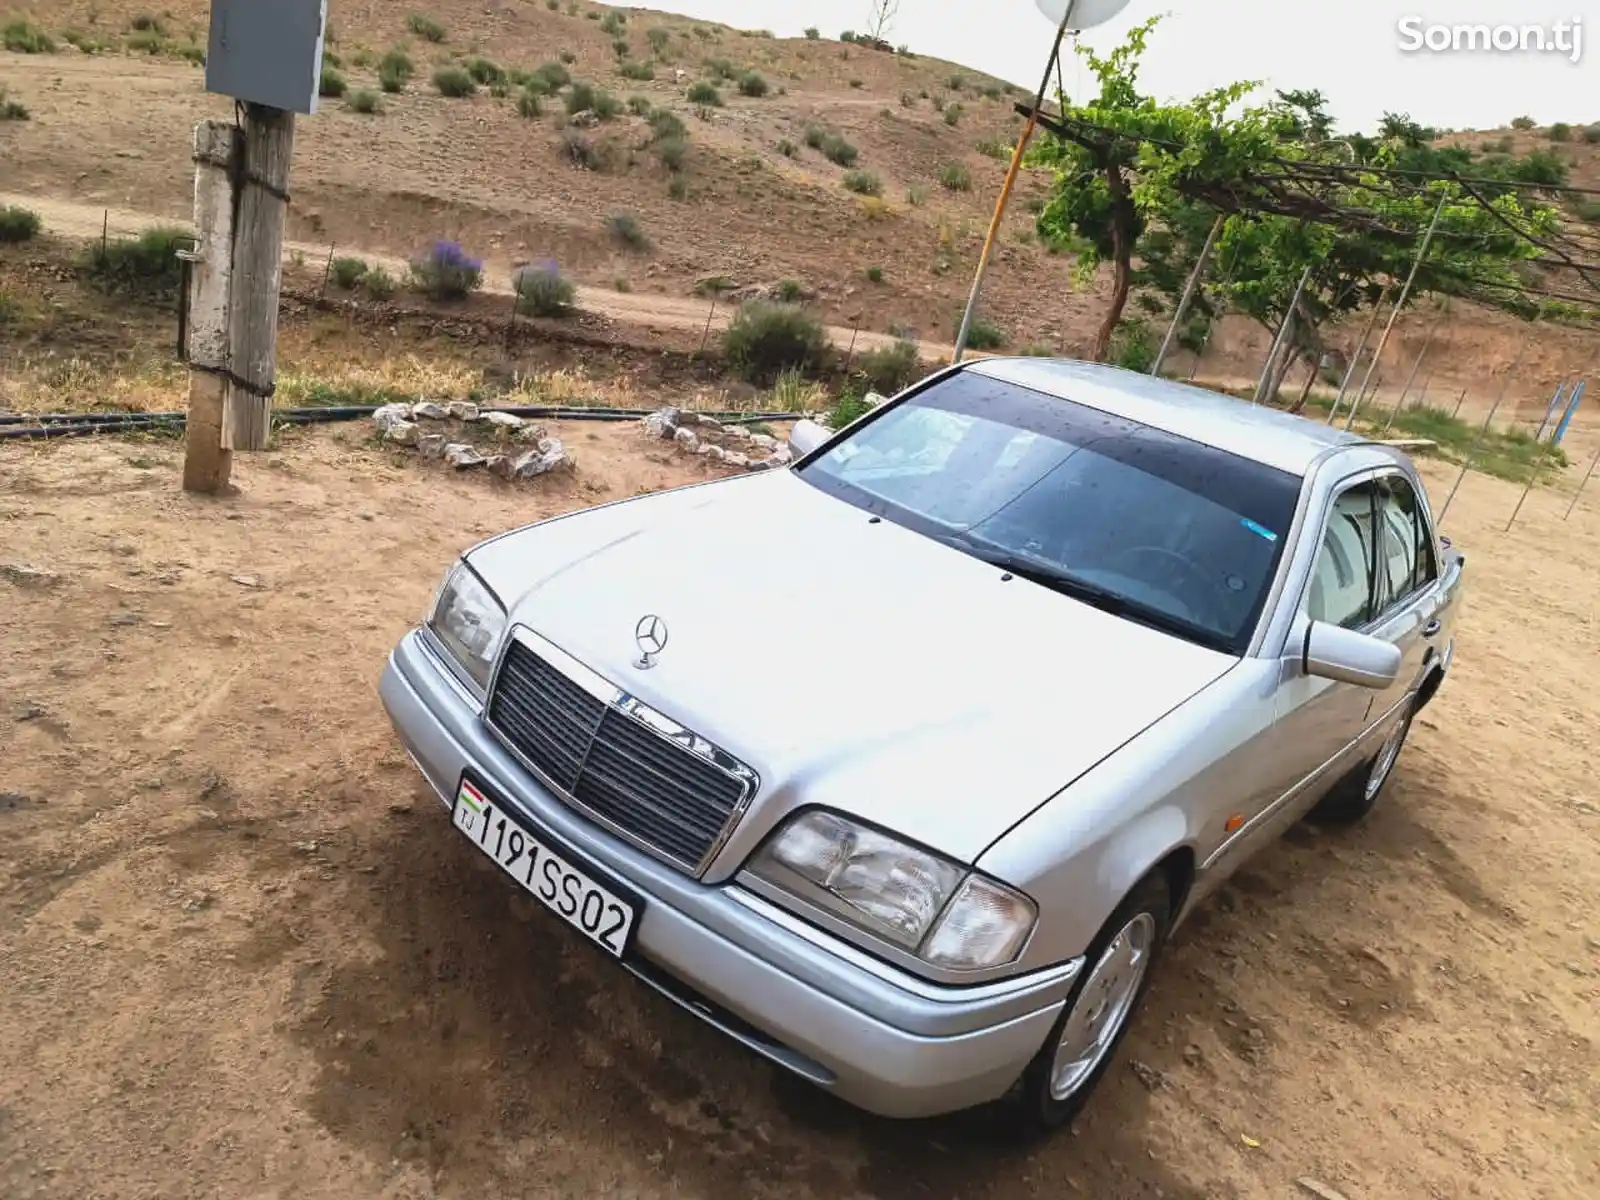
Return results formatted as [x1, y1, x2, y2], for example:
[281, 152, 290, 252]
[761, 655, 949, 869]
[966, 357, 1369, 477]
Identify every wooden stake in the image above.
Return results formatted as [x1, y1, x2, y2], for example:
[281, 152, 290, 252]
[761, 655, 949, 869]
[226, 104, 297, 453]
[181, 120, 241, 494]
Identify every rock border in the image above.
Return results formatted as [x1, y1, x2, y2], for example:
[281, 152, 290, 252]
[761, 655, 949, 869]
[372, 402, 574, 480]
[639, 407, 793, 471]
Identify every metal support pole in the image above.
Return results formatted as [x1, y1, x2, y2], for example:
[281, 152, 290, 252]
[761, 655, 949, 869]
[1437, 336, 1533, 525]
[1553, 380, 1587, 446]
[1451, 387, 1468, 419]
[1254, 262, 1314, 404]
[1151, 213, 1224, 377]
[1383, 306, 1445, 430]
[1533, 382, 1567, 443]
[1564, 441, 1600, 520]
[953, 1, 1075, 363]
[1327, 285, 1390, 425]
[1345, 191, 1448, 431]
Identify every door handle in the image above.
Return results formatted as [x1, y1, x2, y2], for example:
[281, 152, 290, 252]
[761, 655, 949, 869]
[1422, 619, 1442, 638]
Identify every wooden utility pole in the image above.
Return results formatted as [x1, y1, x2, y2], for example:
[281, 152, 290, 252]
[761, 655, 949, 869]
[181, 120, 240, 493]
[227, 106, 296, 454]
[180, 106, 296, 493]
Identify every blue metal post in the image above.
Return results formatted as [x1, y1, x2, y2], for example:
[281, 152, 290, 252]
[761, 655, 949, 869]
[1552, 381, 1586, 446]
[1534, 382, 1567, 442]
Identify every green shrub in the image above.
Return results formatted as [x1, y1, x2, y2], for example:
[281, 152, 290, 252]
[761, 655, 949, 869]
[804, 125, 827, 150]
[776, 138, 797, 157]
[647, 26, 672, 55]
[668, 175, 689, 200]
[80, 226, 188, 296]
[1583, 123, 1600, 144]
[3, 19, 55, 53]
[1510, 115, 1534, 130]
[804, 27, 820, 39]
[547, 0, 559, 8]
[607, 212, 650, 250]
[848, 78, 863, 89]
[906, 184, 928, 206]
[941, 162, 972, 191]
[840, 31, 856, 43]
[130, 14, 165, 34]
[1548, 122, 1572, 142]
[379, 48, 414, 92]
[465, 56, 505, 86]
[600, 11, 625, 36]
[319, 68, 348, 98]
[433, 67, 475, 97]
[1109, 320, 1157, 372]
[612, 37, 631, 58]
[516, 87, 544, 118]
[179, 43, 205, 65]
[656, 135, 687, 171]
[1572, 198, 1600, 223]
[703, 56, 736, 80]
[126, 30, 166, 54]
[725, 302, 830, 383]
[944, 103, 964, 127]
[407, 13, 446, 43]
[963, 319, 1005, 350]
[0, 205, 41, 244]
[855, 339, 922, 395]
[536, 61, 572, 90]
[330, 257, 369, 289]
[820, 134, 858, 167]
[0, 87, 28, 121]
[409, 241, 482, 301]
[775, 278, 804, 302]
[947, 73, 965, 91]
[347, 89, 382, 114]
[826, 390, 873, 429]
[687, 81, 722, 106]
[650, 109, 687, 140]
[738, 71, 769, 97]
[361, 266, 397, 300]
[620, 60, 654, 80]
[865, 265, 885, 283]
[976, 138, 1010, 160]
[513, 262, 577, 316]
[627, 94, 652, 116]
[843, 170, 882, 196]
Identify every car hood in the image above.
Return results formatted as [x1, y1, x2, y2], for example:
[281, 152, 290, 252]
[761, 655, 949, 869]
[467, 471, 1236, 870]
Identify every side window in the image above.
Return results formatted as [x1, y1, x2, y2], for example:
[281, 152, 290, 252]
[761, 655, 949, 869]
[1375, 476, 1422, 610]
[1306, 483, 1379, 630]
[1413, 491, 1439, 587]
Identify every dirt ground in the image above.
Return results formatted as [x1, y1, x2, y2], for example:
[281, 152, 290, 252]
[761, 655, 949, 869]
[1, 423, 1596, 1200]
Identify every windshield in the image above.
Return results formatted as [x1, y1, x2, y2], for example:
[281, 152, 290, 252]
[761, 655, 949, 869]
[797, 371, 1303, 655]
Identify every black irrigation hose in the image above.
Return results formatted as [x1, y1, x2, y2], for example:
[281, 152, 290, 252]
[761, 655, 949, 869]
[0, 406, 805, 442]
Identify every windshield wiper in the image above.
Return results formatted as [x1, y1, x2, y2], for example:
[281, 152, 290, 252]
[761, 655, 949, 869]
[948, 538, 1215, 645]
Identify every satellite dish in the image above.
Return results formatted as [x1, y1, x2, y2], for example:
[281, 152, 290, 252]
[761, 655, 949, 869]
[1035, 0, 1133, 29]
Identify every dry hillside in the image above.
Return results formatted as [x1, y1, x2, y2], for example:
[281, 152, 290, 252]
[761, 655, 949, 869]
[1, 0, 1596, 413]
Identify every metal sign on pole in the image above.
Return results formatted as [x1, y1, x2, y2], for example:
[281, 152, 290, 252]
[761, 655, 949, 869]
[1150, 213, 1224, 377]
[181, 0, 324, 494]
[1253, 261, 1314, 404]
[952, 0, 1131, 363]
[1344, 191, 1448, 431]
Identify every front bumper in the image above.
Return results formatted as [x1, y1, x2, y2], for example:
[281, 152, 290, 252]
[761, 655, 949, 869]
[379, 629, 1081, 1118]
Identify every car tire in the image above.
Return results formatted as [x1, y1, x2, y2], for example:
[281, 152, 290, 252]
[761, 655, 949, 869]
[1011, 871, 1172, 1134]
[1313, 698, 1415, 826]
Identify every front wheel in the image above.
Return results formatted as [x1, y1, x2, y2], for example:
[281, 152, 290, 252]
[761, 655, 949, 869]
[1012, 872, 1172, 1132]
[1314, 699, 1414, 825]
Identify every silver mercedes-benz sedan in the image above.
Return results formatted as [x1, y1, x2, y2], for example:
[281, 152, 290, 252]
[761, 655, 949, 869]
[379, 357, 1464, 1130]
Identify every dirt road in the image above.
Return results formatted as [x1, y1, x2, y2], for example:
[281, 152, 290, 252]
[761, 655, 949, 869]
[1, 191, 959, 364]
[1, 422, 1596, 1200]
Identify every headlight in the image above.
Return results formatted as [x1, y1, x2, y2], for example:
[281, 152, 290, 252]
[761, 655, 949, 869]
[749, 811, 1037, 971]
[427, 562, 507, 693]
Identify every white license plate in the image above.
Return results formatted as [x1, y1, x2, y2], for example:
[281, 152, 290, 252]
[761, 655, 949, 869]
[452, 776, 640, 958]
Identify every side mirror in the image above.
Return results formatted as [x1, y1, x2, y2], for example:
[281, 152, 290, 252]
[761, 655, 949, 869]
[1302, 621, 1402, 690]
[788, 418, 831, 458]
